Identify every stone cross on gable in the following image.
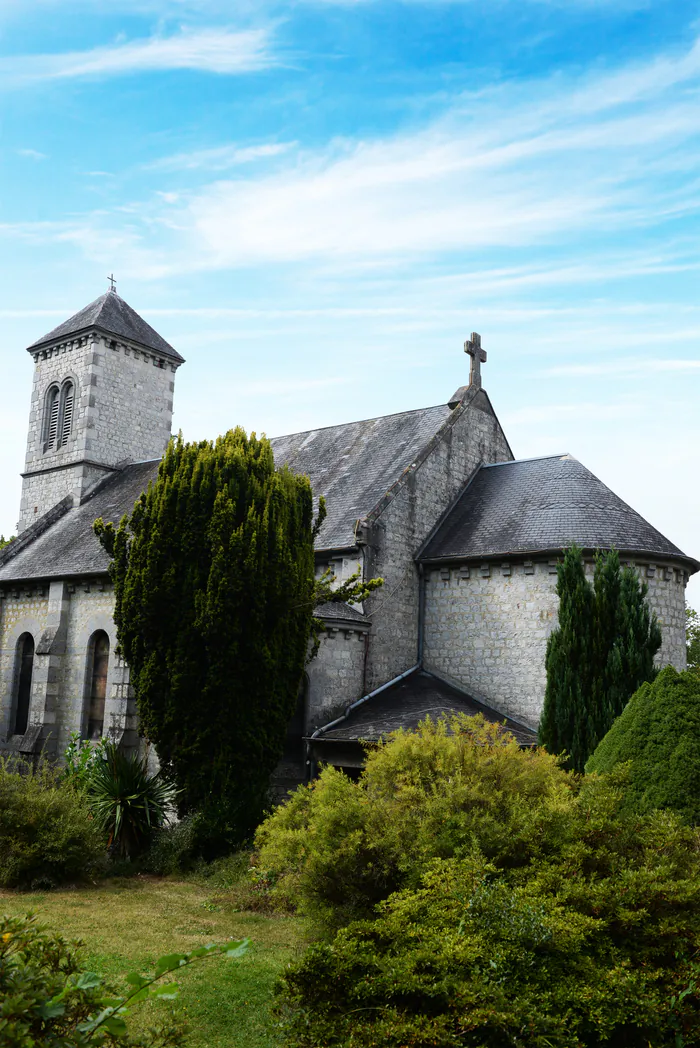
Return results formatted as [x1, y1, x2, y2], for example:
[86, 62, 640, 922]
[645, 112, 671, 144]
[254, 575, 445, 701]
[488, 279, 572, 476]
[465, 331, 487, 389]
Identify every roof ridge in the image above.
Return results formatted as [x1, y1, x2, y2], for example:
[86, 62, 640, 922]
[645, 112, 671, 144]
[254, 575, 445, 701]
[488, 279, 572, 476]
[482, 452, 573, 468]
[364, 385, 485, 528]
[271, 401, 447, 442]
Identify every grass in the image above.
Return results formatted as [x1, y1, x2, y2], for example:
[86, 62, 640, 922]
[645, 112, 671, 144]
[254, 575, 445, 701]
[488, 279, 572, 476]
[0, 874, 307, 1048]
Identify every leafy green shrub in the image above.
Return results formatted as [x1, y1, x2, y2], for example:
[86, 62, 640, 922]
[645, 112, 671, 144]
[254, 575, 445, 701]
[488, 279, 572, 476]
[0, 912, 249, 1047]
[274, 728, 700, 1047]
[255, 716, 574, 932]
[63, 732, 108, 793]
[280, 811, 700, 1048]
[586, 665, 700, 823]
[0, 759, 105, 889]
[86, 742, 176, 859]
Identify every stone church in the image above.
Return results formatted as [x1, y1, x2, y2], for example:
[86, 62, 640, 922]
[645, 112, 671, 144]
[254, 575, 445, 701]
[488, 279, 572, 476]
[0, 289, 696, 782]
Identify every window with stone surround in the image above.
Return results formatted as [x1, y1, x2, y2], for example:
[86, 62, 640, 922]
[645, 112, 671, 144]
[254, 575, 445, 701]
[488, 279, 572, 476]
[42, 385, 60, 452]
[13, 633, 34, 736]
[58, 380, 74, 446]
[85, 631, 109, 739]
[42, 379, 75, 453]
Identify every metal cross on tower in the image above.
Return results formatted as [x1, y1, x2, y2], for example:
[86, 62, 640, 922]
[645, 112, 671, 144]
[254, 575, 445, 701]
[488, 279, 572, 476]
[107, 273, 117, 293]
[464, 332, 487, 389]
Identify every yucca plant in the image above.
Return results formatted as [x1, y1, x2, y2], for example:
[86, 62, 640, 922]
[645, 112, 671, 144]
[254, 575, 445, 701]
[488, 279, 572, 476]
[88, 742, 176, 858]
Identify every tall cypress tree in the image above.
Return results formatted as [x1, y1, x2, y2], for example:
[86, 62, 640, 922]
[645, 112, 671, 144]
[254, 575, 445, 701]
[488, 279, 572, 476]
[610, 564, 661, 712]
[539, 545, 596, 772]
[540, 546, 661, 772]
[94, 429, 320, 850]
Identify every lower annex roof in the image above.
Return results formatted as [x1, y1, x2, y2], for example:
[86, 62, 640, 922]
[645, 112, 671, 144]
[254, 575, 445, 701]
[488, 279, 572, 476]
[313, 669, 537, 748]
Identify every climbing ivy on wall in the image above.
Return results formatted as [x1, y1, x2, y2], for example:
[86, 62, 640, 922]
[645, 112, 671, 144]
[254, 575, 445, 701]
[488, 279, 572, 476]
[94, 429, 320, 852]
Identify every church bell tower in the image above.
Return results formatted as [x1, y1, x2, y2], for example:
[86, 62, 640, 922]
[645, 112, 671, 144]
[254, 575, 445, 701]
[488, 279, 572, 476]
[18, 285, 184, 533]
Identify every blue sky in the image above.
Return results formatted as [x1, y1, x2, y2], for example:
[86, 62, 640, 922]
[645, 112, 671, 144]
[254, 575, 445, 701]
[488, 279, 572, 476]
[1, 0, 700, 606]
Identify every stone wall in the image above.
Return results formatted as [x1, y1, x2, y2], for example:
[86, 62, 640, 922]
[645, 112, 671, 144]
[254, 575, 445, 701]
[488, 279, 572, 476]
[0, 588, 49, 741]
[306, 622, 369, 731]
[362, 389, 513, 692]
[0, 580, 136, 755]
[19, 331, 179, 532]
[423, 555, 690, 729]
[642, 561, 689, 669]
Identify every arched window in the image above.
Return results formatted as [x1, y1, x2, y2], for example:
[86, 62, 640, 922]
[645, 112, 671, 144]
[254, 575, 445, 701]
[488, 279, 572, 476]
[42, 385, 60, 452]
[13, 633, 34, 736]
[58, 380, 74, 447]
[85, 631, 110, 739]
[42, 379, 74, 452]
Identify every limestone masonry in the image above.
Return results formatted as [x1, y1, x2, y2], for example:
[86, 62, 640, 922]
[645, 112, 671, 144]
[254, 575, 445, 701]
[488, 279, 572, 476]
[0, 301, 696, 781]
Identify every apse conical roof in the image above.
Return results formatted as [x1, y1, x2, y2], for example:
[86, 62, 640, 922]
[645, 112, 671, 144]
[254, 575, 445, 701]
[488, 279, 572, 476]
[27, 291, 183, 363]
[420, 454, 698, 571]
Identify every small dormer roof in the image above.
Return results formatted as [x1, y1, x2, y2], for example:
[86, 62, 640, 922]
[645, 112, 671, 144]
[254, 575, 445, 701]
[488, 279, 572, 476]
[27, 291, 184, 363]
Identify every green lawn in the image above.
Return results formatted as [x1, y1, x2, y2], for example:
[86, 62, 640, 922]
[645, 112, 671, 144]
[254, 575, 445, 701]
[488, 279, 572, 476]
[0, 876, 306, 1048]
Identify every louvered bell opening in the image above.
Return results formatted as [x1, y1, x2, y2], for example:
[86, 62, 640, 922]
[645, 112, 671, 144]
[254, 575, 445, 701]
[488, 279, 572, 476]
[60, 383, 74, 446]
[44, 389, 59, 452]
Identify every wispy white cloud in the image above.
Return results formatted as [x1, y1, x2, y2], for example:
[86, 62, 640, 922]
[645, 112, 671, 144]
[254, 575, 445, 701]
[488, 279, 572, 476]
[105, 32, 700, 273]
[146, 141, 294, 173]
[16, 147, 46, 159]
[9, 29, 700, 280]
[0, 27, 276, 84]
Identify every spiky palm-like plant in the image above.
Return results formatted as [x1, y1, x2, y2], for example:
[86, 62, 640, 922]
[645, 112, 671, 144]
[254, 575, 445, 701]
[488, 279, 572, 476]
[89, 742, 176, 858]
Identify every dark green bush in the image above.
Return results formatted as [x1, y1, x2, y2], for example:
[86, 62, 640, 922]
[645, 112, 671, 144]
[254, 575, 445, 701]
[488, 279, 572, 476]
[271, 720, 700, 1047]
[0, 759, 105, 889]
[255, 716, 573, 932]
[145, 814, 201, 876]
[586, 665, 700, 823]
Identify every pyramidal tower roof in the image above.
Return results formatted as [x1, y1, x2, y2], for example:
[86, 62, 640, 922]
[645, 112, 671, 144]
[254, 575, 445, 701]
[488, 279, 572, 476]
[27, 290, 184, 363]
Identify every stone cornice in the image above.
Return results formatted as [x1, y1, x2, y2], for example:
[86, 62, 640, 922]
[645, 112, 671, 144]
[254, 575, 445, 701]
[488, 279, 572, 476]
[29, 327, 182, 370]
[21, 459, 120, 480]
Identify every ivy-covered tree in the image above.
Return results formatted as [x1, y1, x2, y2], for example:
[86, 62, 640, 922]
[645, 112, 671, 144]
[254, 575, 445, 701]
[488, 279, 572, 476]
[540, 546, 661, 772]
[0, 534, 15, 551]
[94, 429, 379, 852]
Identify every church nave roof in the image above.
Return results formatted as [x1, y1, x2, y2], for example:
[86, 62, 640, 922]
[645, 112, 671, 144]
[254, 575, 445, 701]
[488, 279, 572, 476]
[271, 402, 454, 550]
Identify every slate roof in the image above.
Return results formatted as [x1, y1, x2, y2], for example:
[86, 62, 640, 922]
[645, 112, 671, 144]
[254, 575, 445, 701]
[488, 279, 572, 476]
[421, 454, 698, 569]
[315, 669, 537, 746]
[28, 292, 184, 363]
[314, 601, 369, 625]
[271, 404, 452, 550]
[0, 460, 160, 583]
[0, 399, 455, 582]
